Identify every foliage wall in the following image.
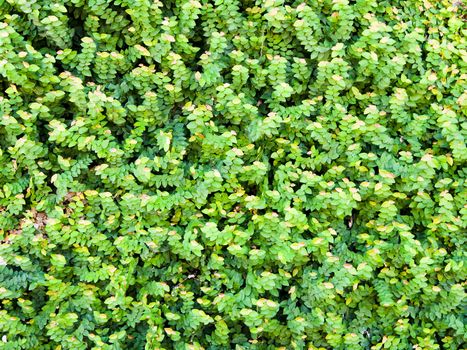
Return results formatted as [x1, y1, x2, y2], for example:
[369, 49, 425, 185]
[0, 0, 466, 349]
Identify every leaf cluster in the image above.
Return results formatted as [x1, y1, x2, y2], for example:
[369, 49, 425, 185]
[0, 0, 466, 349]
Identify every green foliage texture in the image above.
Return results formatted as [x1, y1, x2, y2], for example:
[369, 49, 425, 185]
[0, 0, 466, 349]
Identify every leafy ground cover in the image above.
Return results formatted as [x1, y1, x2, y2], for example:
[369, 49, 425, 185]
[0, 0, 466, 349]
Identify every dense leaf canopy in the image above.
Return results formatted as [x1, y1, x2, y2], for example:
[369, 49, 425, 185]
[0, 0, 466, 349]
